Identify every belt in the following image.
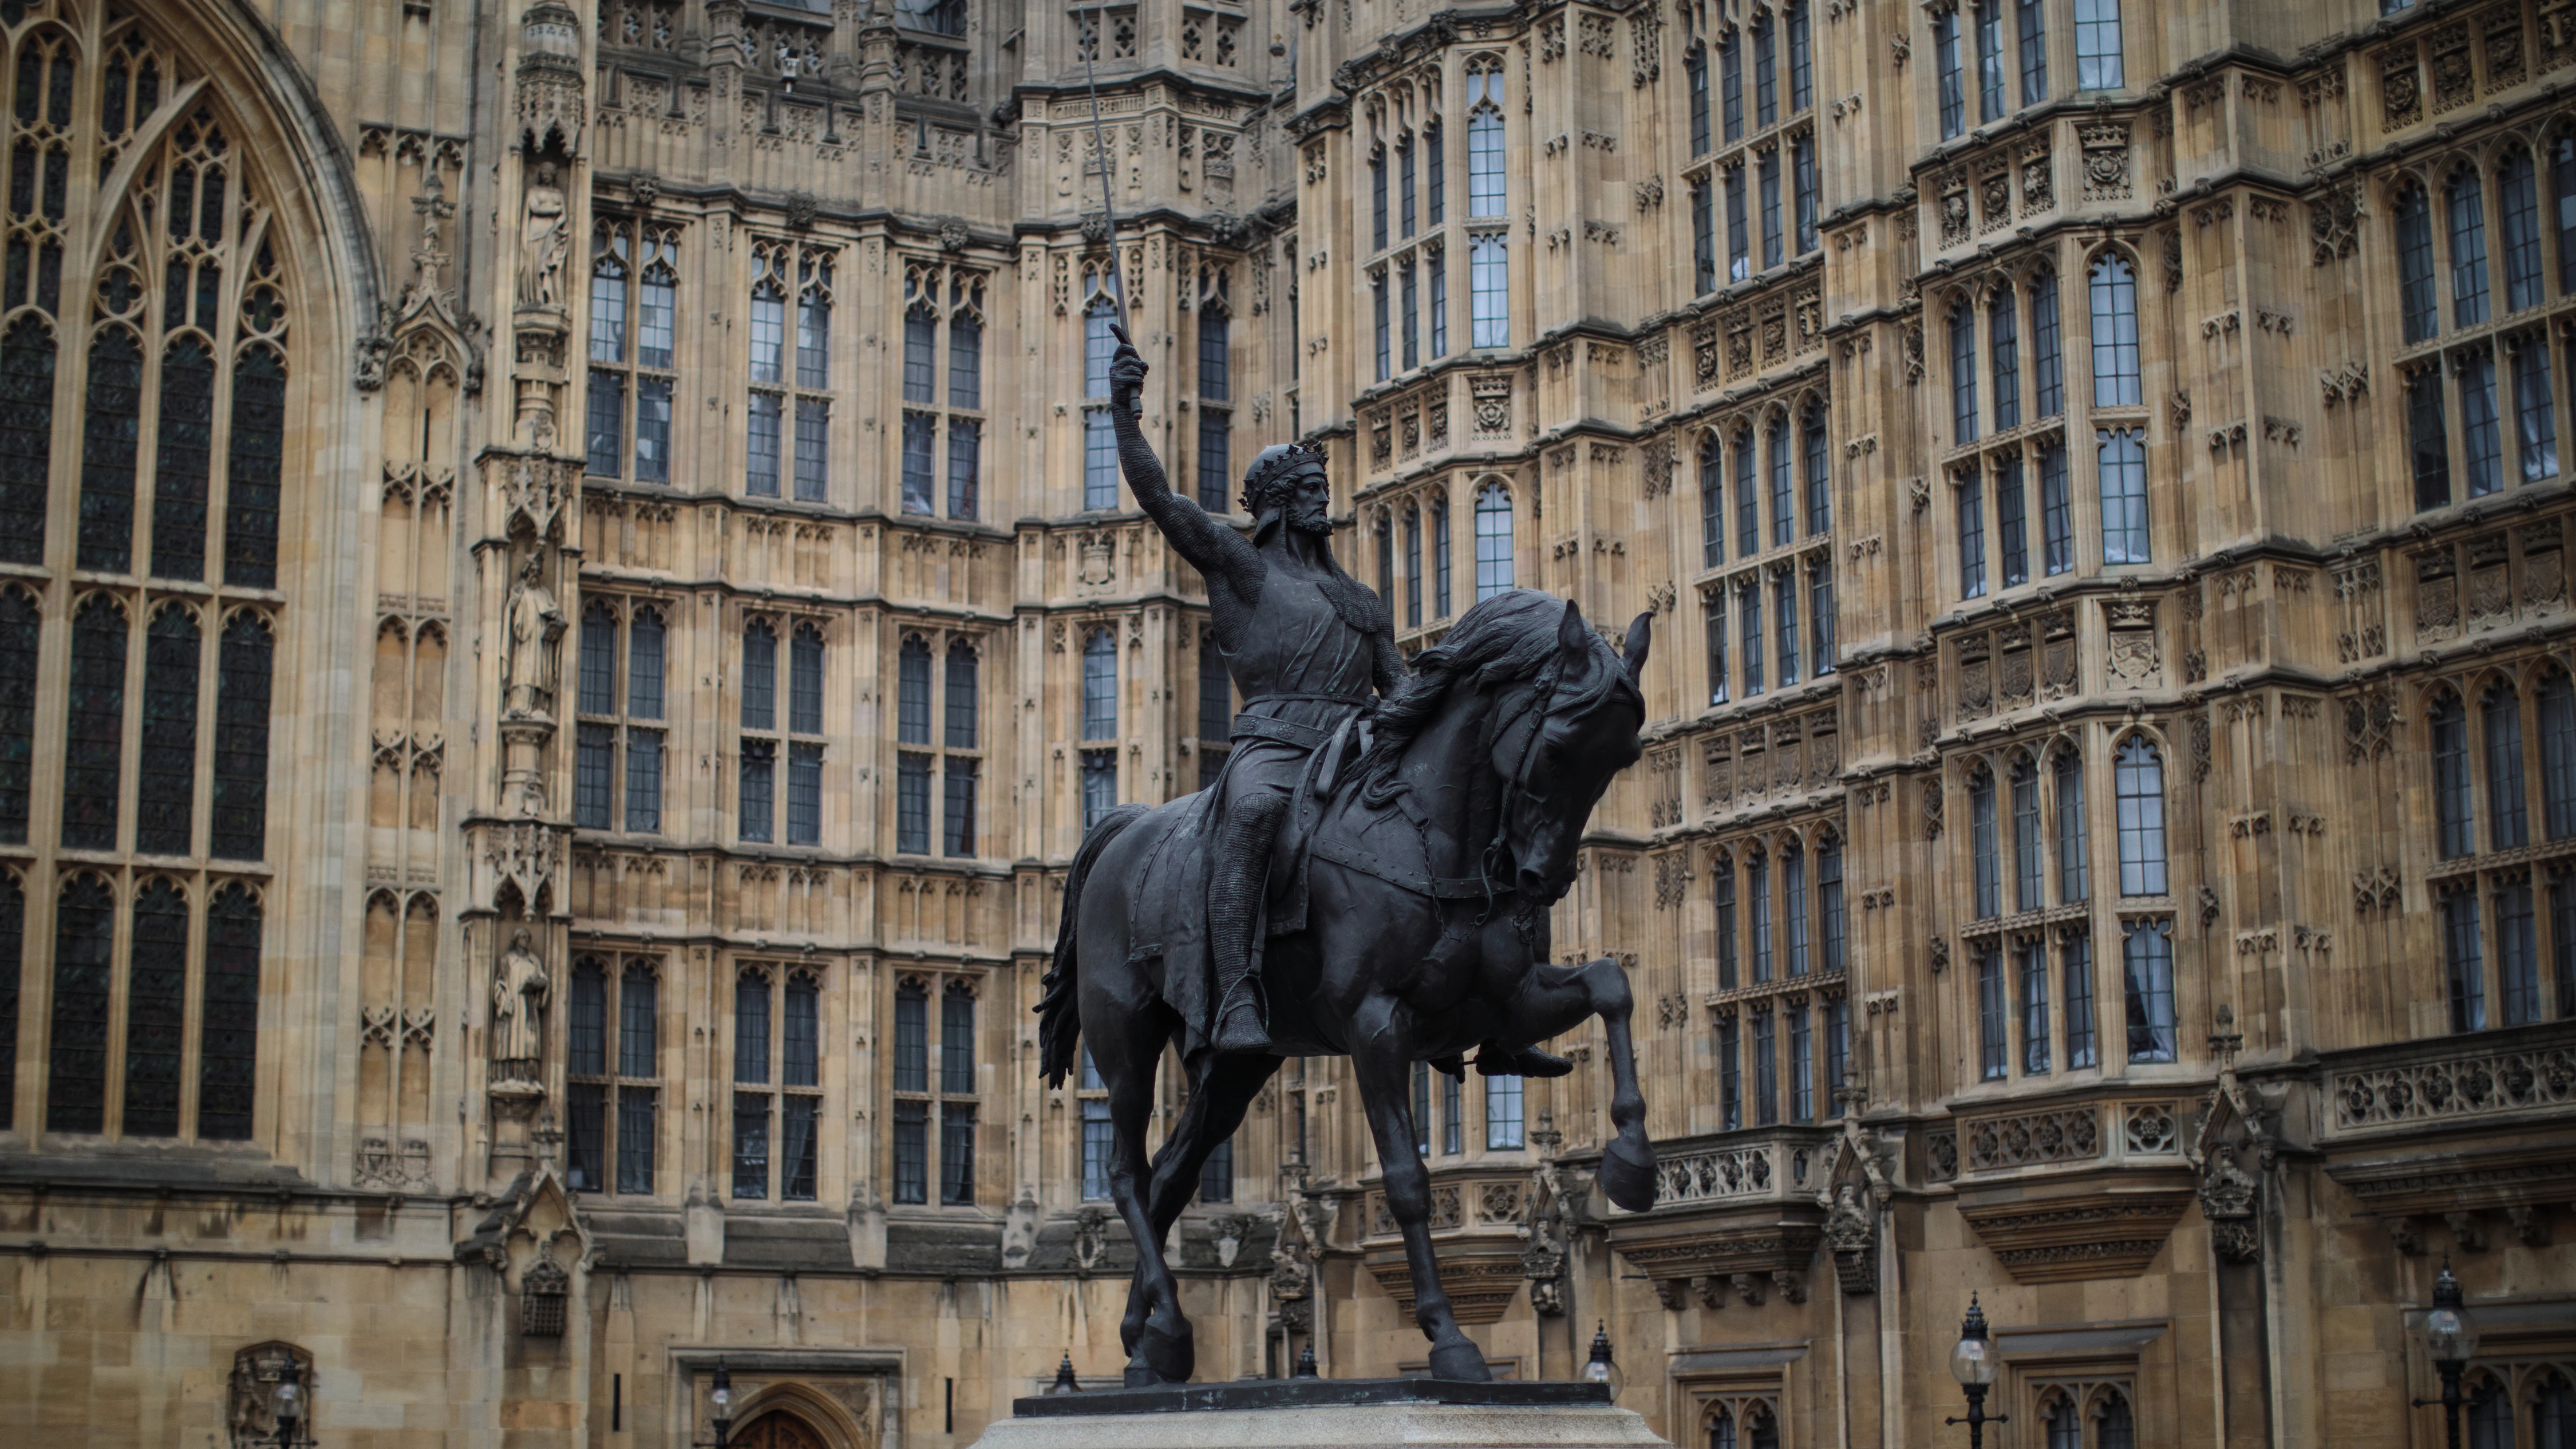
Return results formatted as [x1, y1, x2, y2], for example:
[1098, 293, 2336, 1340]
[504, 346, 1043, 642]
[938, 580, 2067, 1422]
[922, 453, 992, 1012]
[1241, 690, 1374, 708]
[1230, 712, 1336, 750]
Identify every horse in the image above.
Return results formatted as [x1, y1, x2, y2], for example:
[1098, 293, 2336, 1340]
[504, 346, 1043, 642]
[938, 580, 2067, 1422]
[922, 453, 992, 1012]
[1036, 589, 1661, 1386]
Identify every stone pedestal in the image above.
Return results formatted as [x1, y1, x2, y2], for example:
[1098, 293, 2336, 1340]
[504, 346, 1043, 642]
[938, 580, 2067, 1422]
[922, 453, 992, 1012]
[968, 1380, 1668, 1449]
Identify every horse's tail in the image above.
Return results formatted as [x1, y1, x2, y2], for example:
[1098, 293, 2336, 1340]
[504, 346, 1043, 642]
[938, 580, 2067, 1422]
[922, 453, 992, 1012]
[1036, 803, 1149, 1088]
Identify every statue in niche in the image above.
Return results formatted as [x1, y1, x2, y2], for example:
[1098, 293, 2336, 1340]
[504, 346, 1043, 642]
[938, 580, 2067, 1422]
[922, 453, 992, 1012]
[503, 551, 566, 717]
[491, 927, 551, 1078]
[517, 162, 569, 312]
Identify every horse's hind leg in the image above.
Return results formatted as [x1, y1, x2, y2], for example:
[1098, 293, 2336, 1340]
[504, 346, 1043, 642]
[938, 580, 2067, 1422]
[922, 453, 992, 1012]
[1099, 1012, 1193, 1385]
[1141, 1051, 1280, 1242]
[1498, 954, 1657, 1213]
[1347, 996, 1492, 1381]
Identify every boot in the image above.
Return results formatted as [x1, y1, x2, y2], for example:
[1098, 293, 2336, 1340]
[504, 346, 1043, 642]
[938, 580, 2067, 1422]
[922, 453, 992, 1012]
[1206, 792, 1281, 1055]
[1475, 1040, 1574, 1078]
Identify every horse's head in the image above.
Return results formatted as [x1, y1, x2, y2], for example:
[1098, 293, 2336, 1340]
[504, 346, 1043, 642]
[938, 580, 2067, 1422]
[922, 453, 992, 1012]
[1490, 599, 1651, 902]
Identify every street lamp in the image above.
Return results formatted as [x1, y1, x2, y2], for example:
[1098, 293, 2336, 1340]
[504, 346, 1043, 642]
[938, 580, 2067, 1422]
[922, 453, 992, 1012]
[694, 1358, 736, 1449]
[1583, 1321, 1618, 1390]
[2412, 1259, 2482, 1449]
[1944, 1294, 2008, 1448]
[271, 1361, 312, 1449]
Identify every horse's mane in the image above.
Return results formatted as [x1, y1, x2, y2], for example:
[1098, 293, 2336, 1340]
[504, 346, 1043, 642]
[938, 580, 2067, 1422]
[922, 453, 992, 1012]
[1354, 589, 1635, 787]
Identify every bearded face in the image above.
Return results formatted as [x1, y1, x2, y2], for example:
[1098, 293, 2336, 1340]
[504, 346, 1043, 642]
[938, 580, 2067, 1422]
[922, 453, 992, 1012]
[1281, 462, 1333, 535]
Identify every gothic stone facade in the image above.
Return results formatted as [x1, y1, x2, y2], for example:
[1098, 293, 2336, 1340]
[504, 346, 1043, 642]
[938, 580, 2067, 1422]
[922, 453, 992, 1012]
[1, 1, 2573, 1447]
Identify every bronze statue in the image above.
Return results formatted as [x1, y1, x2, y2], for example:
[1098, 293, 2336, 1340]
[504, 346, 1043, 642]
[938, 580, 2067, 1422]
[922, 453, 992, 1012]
[1038, 327, 1660, 1387]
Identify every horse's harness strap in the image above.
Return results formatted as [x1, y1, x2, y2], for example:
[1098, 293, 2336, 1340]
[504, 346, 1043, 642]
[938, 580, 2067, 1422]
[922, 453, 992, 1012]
[1309, 835, 1494, 900]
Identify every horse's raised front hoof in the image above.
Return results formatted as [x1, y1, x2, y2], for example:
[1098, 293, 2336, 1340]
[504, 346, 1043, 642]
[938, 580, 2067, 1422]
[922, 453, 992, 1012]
[1125, 1318, 1194, 1386]
[1427, 1336, 1492, 1382]
[1599, 1131, 1658, 1213]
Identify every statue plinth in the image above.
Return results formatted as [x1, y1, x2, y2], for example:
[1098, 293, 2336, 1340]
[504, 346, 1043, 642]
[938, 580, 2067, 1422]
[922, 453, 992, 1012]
[973, 1380, 1662, 1449]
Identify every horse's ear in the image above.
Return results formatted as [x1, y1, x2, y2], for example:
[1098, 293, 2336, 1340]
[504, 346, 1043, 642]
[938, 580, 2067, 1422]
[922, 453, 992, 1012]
[1558, 597, 1589, 657]
[1623, 611, 1653, 682]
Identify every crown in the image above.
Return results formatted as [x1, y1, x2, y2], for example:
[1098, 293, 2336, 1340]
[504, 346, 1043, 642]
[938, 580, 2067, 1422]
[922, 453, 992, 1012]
[1239, 443, 1326, 514]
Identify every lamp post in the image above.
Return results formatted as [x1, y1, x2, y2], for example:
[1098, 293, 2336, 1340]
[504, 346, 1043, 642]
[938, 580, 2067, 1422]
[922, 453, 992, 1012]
[1943, 1294, 2008, 1449]
[2411, 1260, 2481, 1449]
[694, 1358, 736, 1449]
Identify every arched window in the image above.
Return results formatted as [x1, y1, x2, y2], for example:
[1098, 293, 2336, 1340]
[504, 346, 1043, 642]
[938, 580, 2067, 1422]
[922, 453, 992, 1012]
[122, 878, 189, 1136]
[2095, 1388, 2136, 1449]
[945, 638, 979, 747]
[1721, 27, 1744, 141]
[2030, 267, 2064, 417]
[1432, 495, 1453, 618]
[198, 882, 262, 1139]
[2054, 748, 2090, 903]
[2541, 671, 2576, 839]
[78, 326, 139, 573]
[1402, 504, 1423, 627]
[2558, 136, 2576, 295]
[1473, 481, 1514, 599]
[1708, 1406, 1737, 1449]
[2112, 735, 2167, 895]
[748, 254, 787, 498]
[742, 618, 779, 731]
[2484, 683, 2528, 850]
[211, 610, 274, 862]
[1766, 410, 1793, 548]
[579, 600, 619, 716]
[1686, 41, 1710, 155]
[1700, 432, 1725, 568]
[2449, 167, 2491, 327]
[1801, 401, 1830, 535]
[1989, 287, 2021, 430]
[2467, 1377, 2512, 1449]
[2042, 1393, 2081, 1449]
[789, 623, 824, 735]
[1976, 942, 2007, 1078]
[137, 604, 200, 856]
[1196, 303, 1231, 510]
[629, 607, 665, 718]
[1374, 509, 1395, 607]
[2088, 254, 2141, 406]
[2399, 184, 2439, 344]
[2010, 756, 2042, 911]
[2444, 883, 2487, 1034]
[1083, 294, 1120, 508]
[1484, 1071, 1523, 1147]
[64, 594, 128, 850]
[2502, 147, 2545, 311]
[1082, 627, 1119, 741]
[1466, 62, 1506, 218]
[2533, 1371, 2575, 1449]
[1783, 839, 1808, 976]
[1748, 848, 1773, 981]
[2432, 693, 2476, 859]
[1818, 835, 1846, 973]
[898, 634, 933, 745]
[1733, 427, 1759, 558]
[1950, 297, 1979, 443]
[1713, 850, 1739, 988]
[1970, 767, 2001, 918]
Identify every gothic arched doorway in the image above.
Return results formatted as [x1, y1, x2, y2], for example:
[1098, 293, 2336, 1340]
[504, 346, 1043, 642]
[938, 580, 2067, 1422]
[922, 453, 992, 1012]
[730, 1409, 831, 1449]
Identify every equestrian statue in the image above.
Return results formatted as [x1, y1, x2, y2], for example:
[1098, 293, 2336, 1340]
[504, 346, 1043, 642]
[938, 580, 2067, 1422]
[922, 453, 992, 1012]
[1037, 323, 1660, 1387]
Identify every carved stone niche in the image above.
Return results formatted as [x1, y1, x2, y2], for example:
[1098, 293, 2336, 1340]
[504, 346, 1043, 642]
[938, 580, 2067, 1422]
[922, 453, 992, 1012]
[1954, 1166, 2196, 1284]
[228, 1342, 317, 1449]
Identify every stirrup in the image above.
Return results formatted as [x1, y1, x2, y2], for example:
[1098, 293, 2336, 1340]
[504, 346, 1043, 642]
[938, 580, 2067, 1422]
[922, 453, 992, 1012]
[1213, 991, 1271, 1053]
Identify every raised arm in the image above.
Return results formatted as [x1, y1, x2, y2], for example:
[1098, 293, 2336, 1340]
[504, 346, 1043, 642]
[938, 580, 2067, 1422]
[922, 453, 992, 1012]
[1107, 323, 1263, 587]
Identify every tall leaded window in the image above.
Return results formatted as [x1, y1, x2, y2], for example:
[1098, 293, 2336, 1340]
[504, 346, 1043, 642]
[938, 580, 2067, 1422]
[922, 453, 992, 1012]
[1687, 41, 1710, 156]
[0, 871, 19, 1126]
[1199, 634, 1231, 789]
[2449, 167, 2491, 327]
[2542, 671, 2576, 839]
[1793, 132, 1820, 250]
[2433, 693, 2476, 859]
[1700, 432, 1725, 567]
[2486, 683, 2530, 851]
[2499, 879, 2540, 1026]
[2443, 889, 2487, 1033]
[1788, 2, 1813, 112]
[1975, 0, 2005, 123]
[2113, 735, 2168, 895]
[2461, 349, 2504, 498]
[1989, 287, 2020, 430]
[2410, 365, 2453, 510]
[1082, 626, 1118, 827]
[1402, 505, 1423, 627]
[1759, 149, 1783, 269]
[1783, 841, 1808, 976]
[2038, 440, 2072, 575]
[1748, 850, 1772, 981]
[1767, 410, 1793, 548]
[1994, 455, 2028, 588]
[1083, 291, 1120, 509]
[1706, 591, 1729, 706]
[1809, 563, 1836, 674]
[1485, 1072, 1524, 1148]
[2098, 427, 2149, 564]
[2011, 757, 2042, 911]
[1774, 570, 1799, 686]
[1372, 271, 1389, 382]
[1721, 28, 1744, 142]
[1935, 9, 1964, 140]
[1950, 299, 1978, 443]
[587, 220, 677, 484]
[1469, 232, 1508, 348]
[1957, 467, 1986, 599]
[1734, 425, 1759, 556]
[2503, 147, 2545, 312]
[2513, 339, 2558, 483]
[2088, 254, 2141, 405]
[1977, 945, 2008, 1079]
[1740, 577, 1764, 695]
[568, 956, 661, 1195]
[2018, 939, 2050, 1075]
[1818, 836, 1846, 972]
[2399, 184, 2439, 344]
[2073, 0, 2123, 90]
[1970, 768, 2001, 919]
[2054, 748, 2089, 902]
[1713, 852, 1739, 988]
[1467, 60, 1506, 218]
[1801, 401, 1831, 535]
[2030, 267, 2064, 416]
[1197, 296, 1231, 510]
[2121, 918, 2174, 1063]
[2064, 929, 2097, 1068]
[1473, 480, 1514, 599]
[732, 965, 824, 1202]
[1693, 177, 1717, 295]
[2017, 0, 2047, 104]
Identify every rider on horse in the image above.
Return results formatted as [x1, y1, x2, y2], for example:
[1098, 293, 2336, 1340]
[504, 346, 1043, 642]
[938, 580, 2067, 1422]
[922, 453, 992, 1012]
[1105, 325, 1570, 1076]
